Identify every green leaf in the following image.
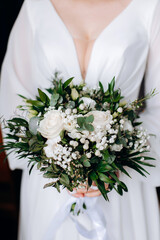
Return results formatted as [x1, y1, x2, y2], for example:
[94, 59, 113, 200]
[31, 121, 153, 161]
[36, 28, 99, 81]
[102, 150, 116, 164]
[57, 80, 63, 95]
[80, 155, 91, 167]
[43, 182, 55, 189]
[97, 180, 109, 201]
[50, 93, 59, 107]
[38, 88, 49, 103]
[59, 173, 70, 186]
[77, 117, 85, 127]
[108, 77, 115, 94]
[117, 185, 123, 195]
[43, 172, 59, 178]
[98, 173, 114, 184]
[63, 77, 74, 89]
[29, 117, 40, 135]
[8, 118, 28, 127]
[84, 123, 94, 132]
[86, 115, 94, 123]
[99, 81, 104, 93]
[18, 94, 27, 99]
[89, 171, 98, 181]
[55, 182, 61, 193]
[26, 100, 44, 107]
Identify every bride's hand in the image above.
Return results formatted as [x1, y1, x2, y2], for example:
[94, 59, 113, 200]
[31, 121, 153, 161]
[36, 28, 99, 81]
[68, 182, 108, 198]
[67, 171, 119, 198]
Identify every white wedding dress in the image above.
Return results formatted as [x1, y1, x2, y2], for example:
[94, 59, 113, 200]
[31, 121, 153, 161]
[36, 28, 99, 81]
[0, 0, 160, 239]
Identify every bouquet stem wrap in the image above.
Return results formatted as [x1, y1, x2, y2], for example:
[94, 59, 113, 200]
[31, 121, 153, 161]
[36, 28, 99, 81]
[43, 196, 109, 240]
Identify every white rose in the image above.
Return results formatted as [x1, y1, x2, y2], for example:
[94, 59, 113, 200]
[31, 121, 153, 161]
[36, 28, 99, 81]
[87, 111, 112, 129]
[80, 97, 96, 109]
[110, 144, 123, 152]
[123, 120, 134, 132]
[38, 110, 64, 139]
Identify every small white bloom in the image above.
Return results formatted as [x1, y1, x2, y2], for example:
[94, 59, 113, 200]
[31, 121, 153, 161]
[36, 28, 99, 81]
[80, 138, 86, 144]
[82, 130, 89, 137]
[99, 146, 104, 151]
[65, 108, 71, 115]
[70, 140, 74, 146]
[86, 152, 91, 158]
[95, 150, 101, 156]
[120, 119, 125, 124]
[73, 141, 78, 147]
[109, 138, 115, 143]
[83, 144, 89, 150]
[117, 107, 123, 113]
[71, 153, 77, 159]
[80, 97, 96, 109]
[73, 109, 77, 114]
[79, 104, 85, 110]
[110, 144, 123, 152]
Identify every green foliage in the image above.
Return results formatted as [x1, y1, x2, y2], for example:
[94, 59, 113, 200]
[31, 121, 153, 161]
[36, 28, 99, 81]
[77, 115, 94, 132]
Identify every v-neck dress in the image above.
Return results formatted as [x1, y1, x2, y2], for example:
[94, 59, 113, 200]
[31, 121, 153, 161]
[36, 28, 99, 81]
[0, 0, 160, 239]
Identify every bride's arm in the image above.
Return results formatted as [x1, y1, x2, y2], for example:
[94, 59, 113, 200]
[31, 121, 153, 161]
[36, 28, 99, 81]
[138, 1, 160, 187]
[0, 0, 34, 170]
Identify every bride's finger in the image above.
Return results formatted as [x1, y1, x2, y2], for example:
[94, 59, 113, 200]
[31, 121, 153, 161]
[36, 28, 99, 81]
[85, 190, 101, 197]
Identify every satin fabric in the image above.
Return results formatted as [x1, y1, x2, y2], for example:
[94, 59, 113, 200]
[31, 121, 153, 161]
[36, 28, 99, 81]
[0, 0, 160, 239]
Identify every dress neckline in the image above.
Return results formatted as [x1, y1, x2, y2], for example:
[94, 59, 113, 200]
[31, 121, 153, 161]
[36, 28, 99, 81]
[47, 0, 136, 83]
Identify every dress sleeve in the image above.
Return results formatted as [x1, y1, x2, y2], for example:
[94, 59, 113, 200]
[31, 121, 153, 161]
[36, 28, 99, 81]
[139, 1, 160, 187]
[0, 0, 34, 170]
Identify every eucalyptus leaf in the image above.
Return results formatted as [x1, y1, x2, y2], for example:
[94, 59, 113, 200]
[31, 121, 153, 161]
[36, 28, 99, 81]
[29, 117, 40, 135]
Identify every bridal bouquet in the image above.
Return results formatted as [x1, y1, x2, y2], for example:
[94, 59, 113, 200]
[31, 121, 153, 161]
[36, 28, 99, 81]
[1, 73, 155, 202]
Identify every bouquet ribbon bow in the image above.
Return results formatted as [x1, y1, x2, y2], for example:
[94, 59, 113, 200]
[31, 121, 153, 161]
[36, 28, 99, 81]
[43, 196, 109, 240]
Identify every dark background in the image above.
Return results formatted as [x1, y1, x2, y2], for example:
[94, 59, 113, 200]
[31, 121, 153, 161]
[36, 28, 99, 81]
[0, 1, 23, 239]
[0, 1, 160, 240]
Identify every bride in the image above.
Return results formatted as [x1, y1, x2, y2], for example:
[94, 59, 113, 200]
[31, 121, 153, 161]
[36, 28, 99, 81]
[0, 0, 160, 239]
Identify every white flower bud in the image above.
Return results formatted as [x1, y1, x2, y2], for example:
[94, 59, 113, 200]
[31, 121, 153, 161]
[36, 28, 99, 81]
[95, 150, 101, 156]
[83, 144, 89, 150]
[80, 138, 86, 144]
[73, 109, 77, 114]
[71, 88, 79, 100]
[79, 104, 85, 110]
[86, 152, 91, 158]
[65, 108, 71, 115]
[117, 107, 123, 113]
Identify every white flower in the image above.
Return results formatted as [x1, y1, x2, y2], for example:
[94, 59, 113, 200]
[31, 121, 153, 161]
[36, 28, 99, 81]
[83, 144, 89, 150]
[65, 109, 71, 115]
[86, 152, 91, 158]
[95, 150, 101, 156]
[87, 111, 112, 129]
[71, 88, 79, 100]
[73, 109, 77, 114]
[80, 97, 96, 109]
[68, 129, 79, 139]
[64, 120, 76, 132]
[71, 153, 77, 159]
[44, 137, 61, 158]
[110, 144, 123, 152]
[38, 110, 64, 139]
[80, 138, 86, 144]
[117, 107, 123, 113]
[123, 120, 134, 132]
[79, 104, 85, 110]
